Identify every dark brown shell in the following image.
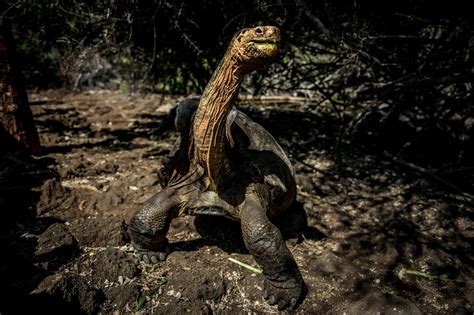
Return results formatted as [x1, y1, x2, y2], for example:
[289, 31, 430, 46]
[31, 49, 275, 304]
[161, 97, 296, 218]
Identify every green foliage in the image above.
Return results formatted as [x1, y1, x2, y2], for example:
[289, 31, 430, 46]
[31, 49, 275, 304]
[398, 269, 464, 283]
[135, 277, 167, 311]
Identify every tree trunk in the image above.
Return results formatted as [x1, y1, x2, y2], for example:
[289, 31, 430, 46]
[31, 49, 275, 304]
[0, 19, 41, 155]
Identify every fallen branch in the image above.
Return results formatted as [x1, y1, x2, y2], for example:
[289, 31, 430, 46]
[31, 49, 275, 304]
[29, 99, 64, 106]
[297, 159, 332, 176]
[374, 74, 474, 90]
[237, 95, 316, 106]
[384, 152, 474, 202]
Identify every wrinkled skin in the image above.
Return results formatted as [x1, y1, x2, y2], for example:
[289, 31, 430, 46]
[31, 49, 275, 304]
[128, 26, 304, 310]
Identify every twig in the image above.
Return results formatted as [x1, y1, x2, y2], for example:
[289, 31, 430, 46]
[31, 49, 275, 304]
[384, 152, 474, 201]
[29, 100, 64, 106]
[297, 159, 332, 176]
[296, 0, 331, 39]
[237, 95, 316, 106]
[394, 12, 432, 24]
[398, 74, 474, 87]
[1, 0, 22, 18]
[228, 257, 263, 274]
[367, 35, 443, 42]
[441, 167, 474, 175]
[375, 74, 474, 90]
[142, 2, 161, 82]
[173, 3, 202, 56]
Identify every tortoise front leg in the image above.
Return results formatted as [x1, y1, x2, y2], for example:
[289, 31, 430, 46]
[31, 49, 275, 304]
[128, 187, 179, 263]
[240, 184, 304, 310]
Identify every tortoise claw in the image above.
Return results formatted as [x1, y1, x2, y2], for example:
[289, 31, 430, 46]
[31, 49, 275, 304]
[278, 298, 290, 311]
[132, 239, 169, 264]
[137, 250, 168, 263]
[267, 295, 276, 305]
[290, 297, 298, 308]
[262, 277, 303, 310]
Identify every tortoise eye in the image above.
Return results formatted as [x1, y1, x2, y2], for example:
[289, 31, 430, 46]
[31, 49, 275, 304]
[255, 27, 263, 34]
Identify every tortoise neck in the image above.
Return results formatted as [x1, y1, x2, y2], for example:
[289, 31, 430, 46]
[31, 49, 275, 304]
[192, 53, 244, 188]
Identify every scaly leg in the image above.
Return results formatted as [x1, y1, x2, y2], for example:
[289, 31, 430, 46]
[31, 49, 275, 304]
[128, 188, 179, 263]
[240, 183, 304, 310]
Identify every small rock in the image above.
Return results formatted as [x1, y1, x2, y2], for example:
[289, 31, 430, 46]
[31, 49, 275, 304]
[171, 268, 226, 302]
[315, 252, 340, 274]
[137, 173, 159, 188]
[195, 273, 226, 302]
[104, 283, 141, 311]
[455, 217, 474, 238]
[303, 200, 314, 213]
[86, 248, 139, 286]
[295, 174, 315, 193]
[96, 190, 124, 210]
[90, 160, 118, 176]
[35, 223, 78, 270]
[37, 179, 71, 215]
[30, 273, 104, 314]
[59, 160, 93, 179]
[69, 217, 130, 247]
[346, 292, 421, 315]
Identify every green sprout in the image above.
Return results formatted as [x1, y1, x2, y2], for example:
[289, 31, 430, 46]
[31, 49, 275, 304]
[228, 257, 263, 274]
[135, 278, 168, 311]
[397, 269, 464, 283]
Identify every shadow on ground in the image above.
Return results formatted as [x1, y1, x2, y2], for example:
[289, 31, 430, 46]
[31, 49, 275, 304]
[1, 91, 472, 314]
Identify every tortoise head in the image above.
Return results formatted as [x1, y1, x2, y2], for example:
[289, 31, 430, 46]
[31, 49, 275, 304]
[229, 26, 281, 74]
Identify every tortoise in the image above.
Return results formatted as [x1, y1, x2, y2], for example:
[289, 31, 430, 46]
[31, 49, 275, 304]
[128, 25, 304, 309]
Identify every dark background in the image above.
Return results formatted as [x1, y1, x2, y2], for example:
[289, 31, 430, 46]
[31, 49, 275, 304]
[3, 0, 473, 188]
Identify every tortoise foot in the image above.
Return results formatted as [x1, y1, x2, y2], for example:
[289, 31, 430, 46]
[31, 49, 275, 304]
[132, 239, 169, 264]
[263, 277, 303, 310]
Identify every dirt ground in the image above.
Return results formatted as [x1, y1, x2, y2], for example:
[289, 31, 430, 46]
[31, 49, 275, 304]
[1, 89, 473, 314]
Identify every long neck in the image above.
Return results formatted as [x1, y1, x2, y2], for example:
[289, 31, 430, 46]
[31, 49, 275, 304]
[192, 53, 244, 188]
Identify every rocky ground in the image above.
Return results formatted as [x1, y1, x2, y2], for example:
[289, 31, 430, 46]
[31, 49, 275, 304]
[1, 89, 473, 314]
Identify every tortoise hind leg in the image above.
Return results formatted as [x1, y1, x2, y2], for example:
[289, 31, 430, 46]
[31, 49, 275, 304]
[240, 183, 304, 310]
[128, 187, 180, 263]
